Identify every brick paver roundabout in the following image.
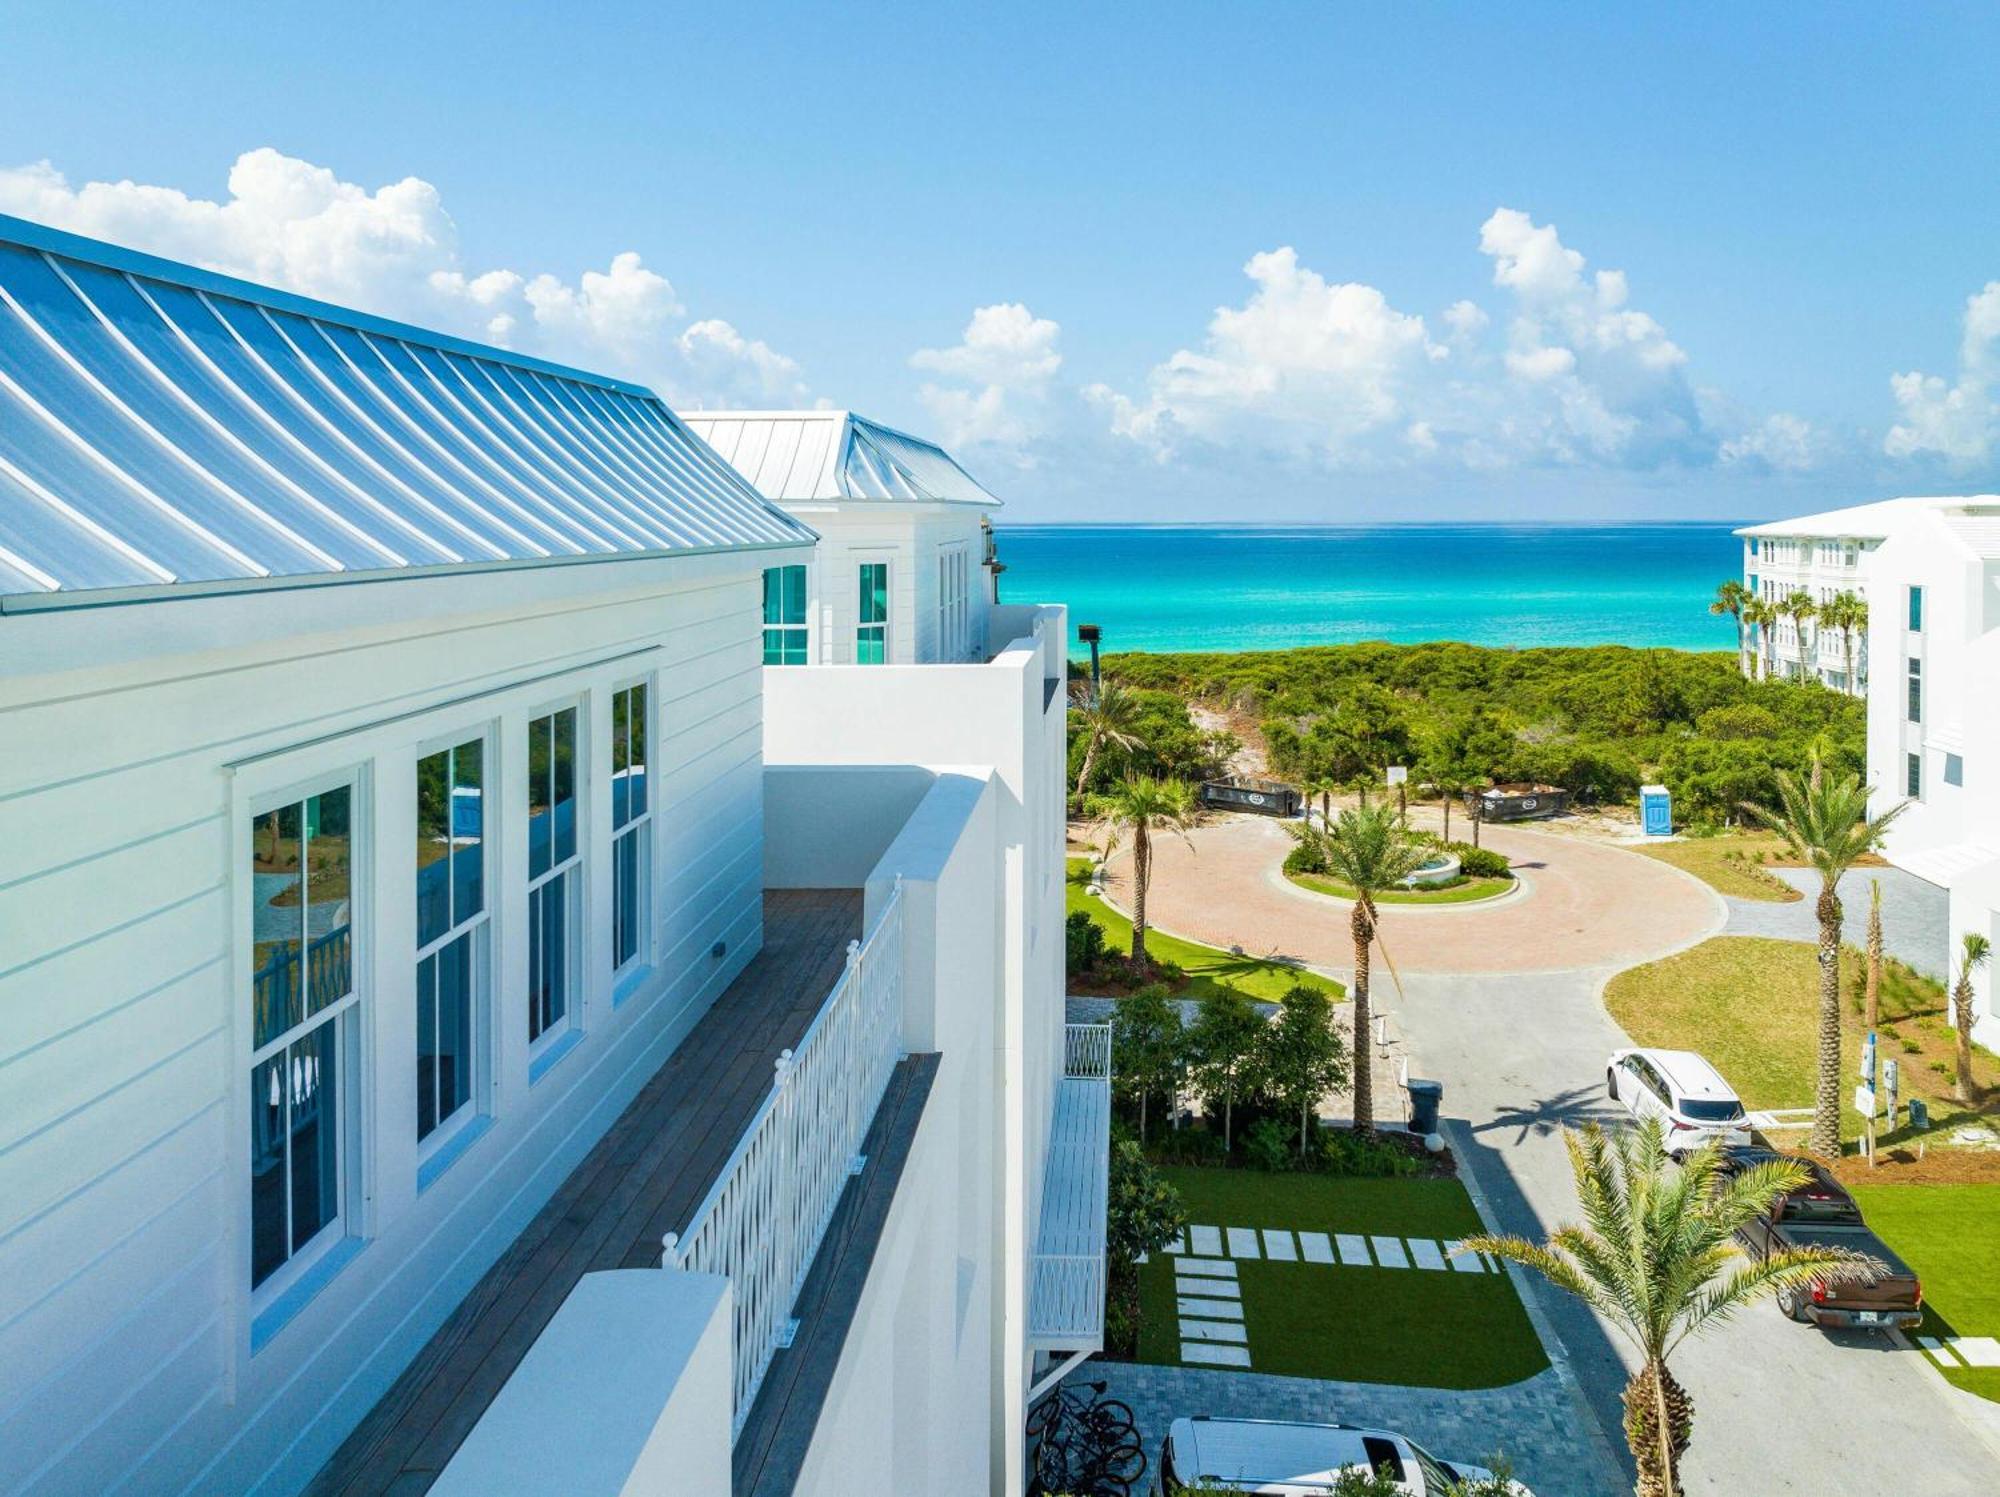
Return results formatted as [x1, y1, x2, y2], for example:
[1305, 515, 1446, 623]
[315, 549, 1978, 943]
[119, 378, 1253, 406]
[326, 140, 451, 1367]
[1095, 811, 1724, 976]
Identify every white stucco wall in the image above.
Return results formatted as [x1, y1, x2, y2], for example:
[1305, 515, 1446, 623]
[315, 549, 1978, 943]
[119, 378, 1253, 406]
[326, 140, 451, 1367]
[0, 547, 797, 1496]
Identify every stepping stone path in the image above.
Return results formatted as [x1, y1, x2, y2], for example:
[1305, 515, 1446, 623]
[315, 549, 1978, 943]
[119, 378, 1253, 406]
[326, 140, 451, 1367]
[1166, 1226, 1498, 1373]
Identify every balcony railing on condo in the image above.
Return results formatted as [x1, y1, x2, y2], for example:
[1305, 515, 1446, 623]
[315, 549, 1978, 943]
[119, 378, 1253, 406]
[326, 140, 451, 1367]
[1029, 1022, 1113, 1348]
[661, 879, 906, 1438]
[1063, 1019, 1112, 1080]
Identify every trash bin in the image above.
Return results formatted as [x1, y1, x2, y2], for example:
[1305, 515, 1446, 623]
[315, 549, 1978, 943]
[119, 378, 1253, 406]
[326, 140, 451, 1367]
[1407, 1078, 1444, 1136]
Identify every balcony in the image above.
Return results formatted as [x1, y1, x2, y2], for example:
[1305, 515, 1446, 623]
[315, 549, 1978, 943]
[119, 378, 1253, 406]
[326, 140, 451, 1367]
[1029, 1023, 1113, 1356]
[310, 890, 870, 1496]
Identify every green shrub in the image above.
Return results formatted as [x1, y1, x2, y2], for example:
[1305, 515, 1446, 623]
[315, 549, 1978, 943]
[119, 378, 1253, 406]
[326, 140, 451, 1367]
[1283, 840, 1328, 875]
[1150, 1126, 1228, 1166]
[1311, 1126, 1423, 1177]
[1243, 1117, 1296, 1173]
[1065, 909, 1106, 975]
[1445, 842, 1511, 879]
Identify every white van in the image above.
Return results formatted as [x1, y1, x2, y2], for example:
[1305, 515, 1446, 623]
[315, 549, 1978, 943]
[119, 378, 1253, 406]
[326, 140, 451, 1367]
[1606, 1048, 1751, 1155]
[1155, 1416, 1531, 1495]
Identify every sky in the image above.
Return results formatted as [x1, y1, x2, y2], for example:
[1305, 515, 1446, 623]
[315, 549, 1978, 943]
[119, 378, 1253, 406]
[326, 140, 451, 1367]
[3, 1, 1998, 523]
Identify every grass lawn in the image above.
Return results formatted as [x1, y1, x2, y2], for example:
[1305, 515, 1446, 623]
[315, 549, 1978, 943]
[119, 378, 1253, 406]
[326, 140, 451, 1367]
[1134, 1166, 1548, 1389]
[1849, 1183, 2000, 1404]
[1289, 870, 1515, 906]
[1603, 936, 1998, 1160]
[1067, 859, 1343, 1002]
[1631, 830, 1804, 902]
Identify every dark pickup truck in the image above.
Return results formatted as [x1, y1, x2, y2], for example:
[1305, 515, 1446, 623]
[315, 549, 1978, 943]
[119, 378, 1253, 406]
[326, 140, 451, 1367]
[1723, 1148, 1923, 1331]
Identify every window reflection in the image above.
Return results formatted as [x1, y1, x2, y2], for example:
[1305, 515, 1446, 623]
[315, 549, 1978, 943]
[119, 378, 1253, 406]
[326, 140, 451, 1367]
[416, 737, 486, 1146]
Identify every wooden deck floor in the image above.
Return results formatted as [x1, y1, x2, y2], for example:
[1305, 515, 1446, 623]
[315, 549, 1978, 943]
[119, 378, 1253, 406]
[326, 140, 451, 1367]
[309, 889, 863, 1497]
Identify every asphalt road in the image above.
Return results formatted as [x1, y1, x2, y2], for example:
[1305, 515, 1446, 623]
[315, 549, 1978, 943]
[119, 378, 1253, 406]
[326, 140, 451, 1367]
[1396, 964, 2000, 1497]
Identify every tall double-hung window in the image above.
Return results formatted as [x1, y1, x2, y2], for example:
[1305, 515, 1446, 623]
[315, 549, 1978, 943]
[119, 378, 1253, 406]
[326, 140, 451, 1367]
[610, 683, 651, 974]
[1907, 657, 1923, 725]
[857, 562, 889, 664]
[416, 738, 486, 1148]
[250, 783, 357, 1292]
[763, 565, 809, 665]
[527, 707, 582, 1052]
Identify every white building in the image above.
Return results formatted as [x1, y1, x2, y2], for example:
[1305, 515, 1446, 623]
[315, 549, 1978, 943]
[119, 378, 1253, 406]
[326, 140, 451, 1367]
[1862, 496, 2000, 1051]
[0, 217, 1095, 1497]
[679, 409, 1002, 666]
[1734, 500, 1917, 692]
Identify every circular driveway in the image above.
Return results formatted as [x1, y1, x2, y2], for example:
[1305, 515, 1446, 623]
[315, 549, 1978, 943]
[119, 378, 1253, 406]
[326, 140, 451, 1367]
[1097, 812, 1724, 976]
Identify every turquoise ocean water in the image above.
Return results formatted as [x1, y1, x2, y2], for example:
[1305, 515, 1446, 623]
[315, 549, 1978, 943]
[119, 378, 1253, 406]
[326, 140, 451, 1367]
[994, 523, 1744, 654]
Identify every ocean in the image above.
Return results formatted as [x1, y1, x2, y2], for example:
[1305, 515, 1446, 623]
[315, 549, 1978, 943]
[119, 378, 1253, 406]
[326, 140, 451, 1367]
[993, 522, 1744, 655]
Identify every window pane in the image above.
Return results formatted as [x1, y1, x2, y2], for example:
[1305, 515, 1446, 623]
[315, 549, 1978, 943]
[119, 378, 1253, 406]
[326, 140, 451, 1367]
[252, 803, 304, 1049]
[764, 628, 786, 666]
[784, 565, 806, 622]
[763, 566, 785, 626]
[614, 828, 641, 968]
[250, 1051, 289, 1287]
[552, 709, 577, 865]
[305, 786, 353, 1021]
[860, 563, 887, 624]
[452, 741, 484, 921]
[528, 882, 548, 1042]
[289, 1023, 340, 1255]
[783, 634, 807, 666]
[628, 685, 648, 819]
[437, 931, 472, 1125]
[857, 627, 886, 666]
[612, 688, 632, 828]
[416, 953, 439, 1140]
[528, 714, 553, 880]
[417, 749, 452, 947]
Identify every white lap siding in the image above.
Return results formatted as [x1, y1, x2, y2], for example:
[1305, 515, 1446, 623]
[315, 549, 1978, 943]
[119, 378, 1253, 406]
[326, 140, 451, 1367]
[0, 551, 783, 1497]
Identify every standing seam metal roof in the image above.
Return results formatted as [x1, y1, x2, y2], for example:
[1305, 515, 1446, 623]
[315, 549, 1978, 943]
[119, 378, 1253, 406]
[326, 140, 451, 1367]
[677, 409, 1003, 507]
[0, 213, 814, 605]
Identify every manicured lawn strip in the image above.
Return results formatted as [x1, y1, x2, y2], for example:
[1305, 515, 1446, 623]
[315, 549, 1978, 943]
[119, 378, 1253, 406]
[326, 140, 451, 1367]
[1849, 1183, 2000, 1404]
[1601, 936, 1989, 1147]
[1290, 871, 1514, 906]
[1133, 1166, 1547, 1389]
[1067, 859, 1343, 1001]
[1632, 833, 1803, 902]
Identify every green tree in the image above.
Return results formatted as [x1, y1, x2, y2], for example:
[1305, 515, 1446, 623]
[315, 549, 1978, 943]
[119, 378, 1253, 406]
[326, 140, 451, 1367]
[1111, 984, 1183, 1143]
[1743, 751, 1906, 1157]
[1864, 878, 1883, 1033]
[1106, 1133, 1186, 1266]
[1316, 804, 1427, 1137]
[1464, 1122, 1879, 1497]
[1742, 595, 1778, 681]
[1260, 984, 1351, 1156]
[1710, 578, 1750, 679]
[1778, 589, 1819, 683]
[1819, 590, 1867, 696]
[1186, 988, 1266, 1151]
[1952, 931, 1991, 1106]
[1067, 680, 1146, 807]
[1088, 776, 1197, 970]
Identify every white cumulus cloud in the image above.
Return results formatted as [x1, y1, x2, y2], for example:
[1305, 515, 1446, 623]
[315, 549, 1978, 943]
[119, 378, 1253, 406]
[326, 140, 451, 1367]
[0, 149, 804, 406]
[911, 302, 1062, 447]
[1885, 282, 2000, 462]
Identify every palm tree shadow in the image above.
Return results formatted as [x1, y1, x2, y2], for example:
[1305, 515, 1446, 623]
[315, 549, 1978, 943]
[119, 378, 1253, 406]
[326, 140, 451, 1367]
[1473, 1082, 1622, 1145]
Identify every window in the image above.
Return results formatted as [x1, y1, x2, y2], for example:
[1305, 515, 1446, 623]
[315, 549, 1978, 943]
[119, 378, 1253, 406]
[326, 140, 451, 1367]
[857, 562, 888, 664]
[762, 565, 808, 665]
[1945, 753, 1965, 788]
[250, 783, 357, 1292]
[527, 707, 582, 1052]
[1908, 752, 1923, 799]
[611, 683, 651, 974]
[416, 738, 486, 1149]
[1907, 657, 1922, 724]
[1908, 586, 1923, 631]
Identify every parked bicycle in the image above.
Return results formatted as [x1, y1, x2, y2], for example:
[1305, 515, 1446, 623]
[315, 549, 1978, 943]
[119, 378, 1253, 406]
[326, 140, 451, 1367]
[1026, 1379, 1146, 1496]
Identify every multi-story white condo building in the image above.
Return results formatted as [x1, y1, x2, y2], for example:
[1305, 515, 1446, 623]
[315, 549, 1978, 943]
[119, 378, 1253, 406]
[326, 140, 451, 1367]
[680, 409, 1002, 667]
[1861, 495, 2000, 1051]
[0, 216, 1096, 1497]
[1734, 500, 1913, 693]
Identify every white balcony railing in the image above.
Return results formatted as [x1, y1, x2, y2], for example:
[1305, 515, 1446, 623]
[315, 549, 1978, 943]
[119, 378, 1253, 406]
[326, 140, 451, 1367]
[1064, 1020, 1112, 1079]
[1029, 1023, 1113, 1350]
[662, 878, 905, 1438]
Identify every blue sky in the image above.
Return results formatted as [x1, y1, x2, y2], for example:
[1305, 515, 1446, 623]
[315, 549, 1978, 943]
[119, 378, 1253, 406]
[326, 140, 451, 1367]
[4, 1, 1998, 521]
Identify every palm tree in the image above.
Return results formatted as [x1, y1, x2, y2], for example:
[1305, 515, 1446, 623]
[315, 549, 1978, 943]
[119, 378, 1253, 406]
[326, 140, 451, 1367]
[1778, 589, 1818, 683]
[1710, 579, 1750, 679]
[1090, 776, 1197, 970]
[1463, 1122, 1878, 1497]
[1069, 681, 1146, 808]
[1864, 878, 1883, 1033]
[1953, 932, 1990, 1106]
[1297, 771, 1341, 831]
[1823, 590, 1867, 696]
[1743, 751, 1906, 1156]
[1316, 803, 1427, 1137]
[1741, 596, 1776, 681]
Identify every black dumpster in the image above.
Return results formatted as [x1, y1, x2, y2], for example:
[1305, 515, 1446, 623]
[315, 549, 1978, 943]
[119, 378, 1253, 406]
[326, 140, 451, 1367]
[1407, 1078, 1444, 1135]
[1200, 778, 1302, 817]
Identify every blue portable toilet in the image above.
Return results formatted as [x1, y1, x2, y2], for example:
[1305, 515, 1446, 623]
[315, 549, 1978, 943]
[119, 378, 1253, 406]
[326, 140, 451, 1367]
[1640, 783, 1672, 837]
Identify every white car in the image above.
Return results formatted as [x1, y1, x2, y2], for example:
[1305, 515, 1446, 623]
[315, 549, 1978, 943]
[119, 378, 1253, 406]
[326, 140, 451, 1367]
[1606, 1048, 1751, 1154]
[1155, 1416, 1533, 1495]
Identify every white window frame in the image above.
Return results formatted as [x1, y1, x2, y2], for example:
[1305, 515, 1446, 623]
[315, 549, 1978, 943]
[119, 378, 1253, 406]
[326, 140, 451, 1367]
[762, 562, 812, 665]
[413, 727, 493, 1166]
[856, 557, 891, 664]
[245, 766, 367, 1318]
[526, 700, 586, 1063]
[609, 678, 654, 980]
